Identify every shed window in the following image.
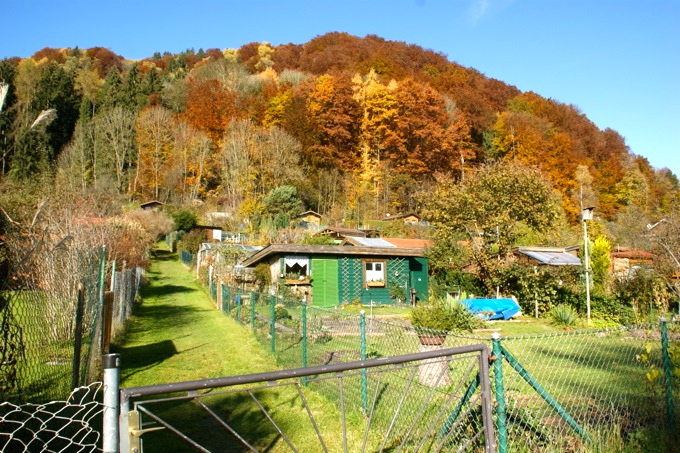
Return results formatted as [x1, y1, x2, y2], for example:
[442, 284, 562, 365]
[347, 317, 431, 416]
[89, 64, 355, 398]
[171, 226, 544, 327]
[284, 256, 309, 278]
[364, 260, 386, 286]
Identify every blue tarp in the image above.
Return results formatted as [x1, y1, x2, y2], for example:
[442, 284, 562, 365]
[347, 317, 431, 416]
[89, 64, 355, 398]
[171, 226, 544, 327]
[462, 298, 521, 320]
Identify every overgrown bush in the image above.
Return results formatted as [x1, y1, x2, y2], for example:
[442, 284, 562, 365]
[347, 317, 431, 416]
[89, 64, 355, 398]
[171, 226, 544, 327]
[178, 229, 204, 254]
[498, 264, 580, 316]
[253, 263, 271, 292]
[274, 304, 291, 320]
[591, 293, 637, 325]
[411, 296, 485, 332]
[124, 209, 174, 240]
[172, 209, 197, 232]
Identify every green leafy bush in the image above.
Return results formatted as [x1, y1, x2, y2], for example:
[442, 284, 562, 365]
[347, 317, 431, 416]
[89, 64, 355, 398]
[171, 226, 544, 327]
[254, 263, 271, 292]
[549, 304, 578, 328]
[177, 229, 204, 254]
[410, 296, 484, 333]
[172, 209, 197, 232]
[274, 304, 291, 320]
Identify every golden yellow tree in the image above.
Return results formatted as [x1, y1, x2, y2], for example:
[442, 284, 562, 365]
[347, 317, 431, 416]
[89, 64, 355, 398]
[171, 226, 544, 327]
[134, 106, 174, 200]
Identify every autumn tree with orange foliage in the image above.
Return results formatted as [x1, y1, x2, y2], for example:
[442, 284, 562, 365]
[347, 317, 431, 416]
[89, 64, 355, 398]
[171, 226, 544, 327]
[134, 106, 175, 200]
[183, 77, 239, 145]
[306, 74, 361, 169]
[384, 78, 473, 177]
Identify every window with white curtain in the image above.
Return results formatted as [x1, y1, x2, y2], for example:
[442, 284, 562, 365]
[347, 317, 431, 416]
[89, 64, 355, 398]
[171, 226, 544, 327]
[284, 256, 309, 277]
[364, 260, 386, 286]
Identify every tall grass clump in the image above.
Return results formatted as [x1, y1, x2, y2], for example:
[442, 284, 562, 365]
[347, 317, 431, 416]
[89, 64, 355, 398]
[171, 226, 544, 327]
[549, 304, 578, 328]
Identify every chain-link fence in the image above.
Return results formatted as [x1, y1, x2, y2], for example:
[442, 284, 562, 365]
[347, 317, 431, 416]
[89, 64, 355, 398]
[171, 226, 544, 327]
[0, 382, 104, 452]
[214, 281, 679, 451]
[179, 250, 193, 267]
[0, 241, 140, 404]
[0, 244, 104, 404]
[108, 265, 143, 348]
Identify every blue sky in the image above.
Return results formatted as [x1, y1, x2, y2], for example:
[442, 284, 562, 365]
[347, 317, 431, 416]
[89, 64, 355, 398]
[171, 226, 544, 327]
[2, 0, 678, 176]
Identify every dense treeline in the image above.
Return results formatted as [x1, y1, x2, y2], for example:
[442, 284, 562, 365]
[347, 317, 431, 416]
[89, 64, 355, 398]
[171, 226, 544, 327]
[0, 33, 677, 228]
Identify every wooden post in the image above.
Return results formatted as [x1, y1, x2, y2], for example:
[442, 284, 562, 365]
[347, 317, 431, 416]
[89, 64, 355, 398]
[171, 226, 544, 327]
[71, 284, 85, 389]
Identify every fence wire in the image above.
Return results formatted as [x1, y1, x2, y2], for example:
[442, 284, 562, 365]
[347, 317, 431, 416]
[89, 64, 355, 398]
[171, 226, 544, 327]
[120, 345, 494, 453]
[0, 240, 140, 404]
[215, 282, 679, 451]
[0, 382, 104, 452]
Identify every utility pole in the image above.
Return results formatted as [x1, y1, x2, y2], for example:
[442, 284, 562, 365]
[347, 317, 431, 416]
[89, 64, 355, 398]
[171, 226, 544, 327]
[582, 207, 595, 325]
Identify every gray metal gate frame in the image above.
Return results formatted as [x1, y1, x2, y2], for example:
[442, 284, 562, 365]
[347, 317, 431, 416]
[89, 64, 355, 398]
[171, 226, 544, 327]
[107, 344, 495, 453]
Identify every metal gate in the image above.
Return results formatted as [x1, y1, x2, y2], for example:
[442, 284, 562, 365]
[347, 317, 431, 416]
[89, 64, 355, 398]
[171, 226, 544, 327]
[112, 344, 495, 453]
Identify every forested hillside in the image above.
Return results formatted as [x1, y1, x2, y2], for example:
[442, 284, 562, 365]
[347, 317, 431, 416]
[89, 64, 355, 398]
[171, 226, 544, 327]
[0, 32, 677, 229]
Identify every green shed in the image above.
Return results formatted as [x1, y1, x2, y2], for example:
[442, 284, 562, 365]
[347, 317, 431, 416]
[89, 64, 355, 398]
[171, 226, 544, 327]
[242, 243, 429, 307]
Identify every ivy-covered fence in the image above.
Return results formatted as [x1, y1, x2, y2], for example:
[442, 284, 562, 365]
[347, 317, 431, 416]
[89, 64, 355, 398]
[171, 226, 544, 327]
[211, 278, 679, 451]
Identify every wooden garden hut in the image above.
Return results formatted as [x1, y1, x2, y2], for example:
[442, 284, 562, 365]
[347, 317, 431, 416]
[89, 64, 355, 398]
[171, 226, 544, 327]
[241, 243, 429, 307]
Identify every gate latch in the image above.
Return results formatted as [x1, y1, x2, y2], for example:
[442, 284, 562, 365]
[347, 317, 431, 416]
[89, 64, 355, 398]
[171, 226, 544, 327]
[128, 410, 165, 452]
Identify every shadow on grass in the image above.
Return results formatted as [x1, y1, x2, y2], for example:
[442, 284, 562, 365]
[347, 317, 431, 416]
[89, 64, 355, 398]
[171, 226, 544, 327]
[151, 249, 177, 262]
[138, 391, 296, 453]
[139, 284, 195, 298]
[114, 340, 178, 379]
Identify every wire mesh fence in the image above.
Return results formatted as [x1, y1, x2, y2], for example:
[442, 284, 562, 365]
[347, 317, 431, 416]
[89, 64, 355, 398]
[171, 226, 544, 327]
[215, 282, 679, 451]
[0, 245, 103, 404]
[118, 345, 495, 452]
[0, 242, 140, 404]
[0, 382, 104, 452]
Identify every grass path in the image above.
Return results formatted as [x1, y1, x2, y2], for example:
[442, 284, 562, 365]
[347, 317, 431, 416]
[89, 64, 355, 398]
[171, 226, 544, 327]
[112, 244, 357, 452]
[114, 243, 277, 388]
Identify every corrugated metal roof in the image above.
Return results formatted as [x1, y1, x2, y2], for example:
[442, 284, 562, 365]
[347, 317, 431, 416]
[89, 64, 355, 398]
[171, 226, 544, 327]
[347, 237, 396, 247]
[518, 249, 581, 266]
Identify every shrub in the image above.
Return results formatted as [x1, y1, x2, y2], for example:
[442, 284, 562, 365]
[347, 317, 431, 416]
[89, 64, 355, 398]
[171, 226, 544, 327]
[411, 296, 485, 333]
[254, 263, 271, 292]
[172, 210, 197, 232]
[274, 304, 291, 320]
[178, 229, 204, 254]
[549, 304, 578, 328]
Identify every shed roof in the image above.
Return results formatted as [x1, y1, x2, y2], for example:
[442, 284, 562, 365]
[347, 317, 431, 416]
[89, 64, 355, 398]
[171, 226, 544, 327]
[342, 237, 396, 247]
[242, 243, 426, 268]
[297, 210, 322, 218]
[384, 212, 421, 221]
[383, 238, 433, 248]
[140, 200, 164, 208]
[515, 247, 581, 266]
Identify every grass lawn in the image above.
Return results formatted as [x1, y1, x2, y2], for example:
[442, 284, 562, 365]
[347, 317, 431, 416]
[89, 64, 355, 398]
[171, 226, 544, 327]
[112, 244, 370, 452]
[113, 247, 279, 386]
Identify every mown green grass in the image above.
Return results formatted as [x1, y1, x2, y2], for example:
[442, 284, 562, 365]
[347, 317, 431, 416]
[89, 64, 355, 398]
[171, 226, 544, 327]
[113, 244, 374, 452]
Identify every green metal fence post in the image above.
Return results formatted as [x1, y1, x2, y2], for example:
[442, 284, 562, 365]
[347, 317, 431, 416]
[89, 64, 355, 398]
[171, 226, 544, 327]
[660, 317, 676, 430]
[226, 286, 231, 314]
[360, 310, 368, 414]
[270, 295, 276, 353]
[236, 287, 242, 323]
[440, 376, 480, 436]
[500, 344, 591, 443]
[301, 300, 308, 386]
[250, 291, 256, 329]
[302, 300, 308, 369]
[492, 333, 508, 453]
